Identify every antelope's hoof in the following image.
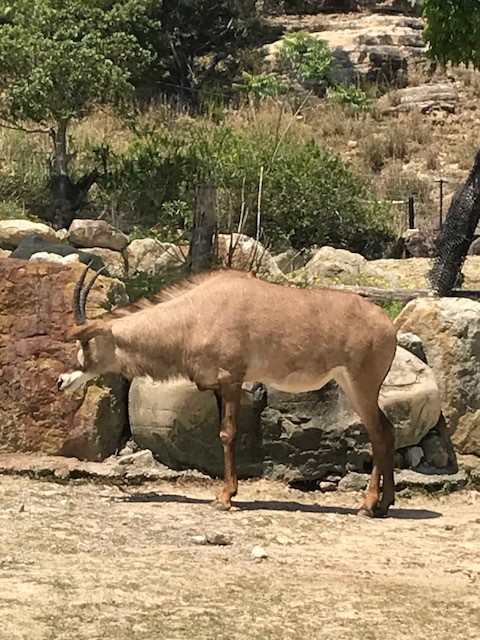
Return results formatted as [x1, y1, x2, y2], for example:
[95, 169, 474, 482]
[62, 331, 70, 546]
[356, 505, 375, 519]
[210, 498, 231, 511]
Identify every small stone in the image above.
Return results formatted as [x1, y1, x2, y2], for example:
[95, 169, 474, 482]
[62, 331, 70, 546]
[338, 472, 369, 492]
[191, 535, 208, 545]
[318, 481, 336, 492]
[206, 533, 231, 546]
[404, 446, 423, 468]
[19, 504, 25, 513]
[251, 545, 268, 560]
[275, 535, 292, 545]
[444, 524, 454, 531]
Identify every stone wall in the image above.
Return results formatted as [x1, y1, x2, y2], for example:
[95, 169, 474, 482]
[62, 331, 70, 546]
[0, 259, 128, 460]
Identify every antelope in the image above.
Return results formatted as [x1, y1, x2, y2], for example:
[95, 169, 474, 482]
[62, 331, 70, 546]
[58, 266, 397, 517]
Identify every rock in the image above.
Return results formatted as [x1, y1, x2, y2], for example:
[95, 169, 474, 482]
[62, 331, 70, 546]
[359, 0, 422, 16]
[126, 238, 187, 275]
[380, 346, 441, 448]
[0, 260, 128, 461]
[84, 247, 126, 279]
[9, 233, 105, 270]
[394, 468, 468, 492]
[397, 332, 427, 363]
[0, 220, 57, 249]
[266, 14, 425, 87]
[273, 248, 313, 274]
[0, 249, 11, 259]
[420, 432, 450, 469]
[30, 252, 80, 265]
[338, 472, 369, 491]
[318, 481, 337, 492]
[217, 233, 286, 280]
[402, 228, 438, 258]
[117, 449, 158, 469]
[251, 545, 268, 560]
[68, 220, 128, 252]
[377, 83, 458, 114]
[192, 535, 208, 545]
[395, 297, 480, 455]
[468, 237, 480, 255]
[128, 378, 266, 477]
[291, 245, 388, 286]
[404, 446, 423, 468]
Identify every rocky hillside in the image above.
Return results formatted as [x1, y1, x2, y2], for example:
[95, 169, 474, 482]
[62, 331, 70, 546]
[260, 1, 480, 226]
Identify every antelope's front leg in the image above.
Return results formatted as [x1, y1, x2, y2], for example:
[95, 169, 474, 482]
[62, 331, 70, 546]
[211, 382, 242, 511]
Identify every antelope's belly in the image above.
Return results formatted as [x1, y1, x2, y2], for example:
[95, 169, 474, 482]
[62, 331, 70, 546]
[245, 365, 345, 393]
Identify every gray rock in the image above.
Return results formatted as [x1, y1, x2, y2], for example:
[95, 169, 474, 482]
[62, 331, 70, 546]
[378, 83, 458, 114]
[404, 446, 423, 468]
[338, 472, 369, 492]
[318, 481, 337, 492]
[422, 433, 449, 469]
[397, 332, 427, 363]
[9, 233, 105, 270]
[394, 469, 468, 492]
[0, 219, 57, 249]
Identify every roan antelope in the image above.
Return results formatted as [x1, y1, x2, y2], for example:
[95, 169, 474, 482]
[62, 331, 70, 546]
[58, 266, 397, 517]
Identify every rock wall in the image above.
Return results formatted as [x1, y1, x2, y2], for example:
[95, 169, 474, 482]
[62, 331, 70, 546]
[0, 259, 128, 460]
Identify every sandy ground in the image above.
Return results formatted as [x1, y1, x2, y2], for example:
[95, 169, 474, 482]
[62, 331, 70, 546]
[0, 475, 479, 640]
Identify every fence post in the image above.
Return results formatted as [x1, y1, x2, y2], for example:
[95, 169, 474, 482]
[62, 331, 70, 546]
[408, 196, 415, 229]
[187, 183, 217, 274]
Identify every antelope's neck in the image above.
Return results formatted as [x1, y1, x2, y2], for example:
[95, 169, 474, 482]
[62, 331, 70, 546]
[112, 306, 194, 381]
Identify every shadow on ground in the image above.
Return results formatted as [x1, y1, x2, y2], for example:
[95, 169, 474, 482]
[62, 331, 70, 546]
[120, 492, 442, 520]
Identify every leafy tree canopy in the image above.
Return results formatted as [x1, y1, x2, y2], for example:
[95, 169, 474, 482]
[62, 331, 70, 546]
[0, 0, 162, 127]
[423, 0, 480, 69]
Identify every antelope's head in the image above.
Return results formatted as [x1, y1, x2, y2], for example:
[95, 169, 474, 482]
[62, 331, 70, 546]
[57, 265, 117, 393]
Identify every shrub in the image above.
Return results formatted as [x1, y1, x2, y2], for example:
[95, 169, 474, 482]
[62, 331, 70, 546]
[92, 119, 394, 258]
[276, 31, 334, 89]
[0, 200, 27, 220]
[328, 85, 374, 112]
[233, 72, 285, 104]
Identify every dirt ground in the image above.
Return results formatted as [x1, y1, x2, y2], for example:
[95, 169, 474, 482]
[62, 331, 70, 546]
[0, 476, 479, 640]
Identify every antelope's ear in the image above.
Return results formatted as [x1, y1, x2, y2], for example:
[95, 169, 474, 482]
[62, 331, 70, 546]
[68, 321, 111, 342]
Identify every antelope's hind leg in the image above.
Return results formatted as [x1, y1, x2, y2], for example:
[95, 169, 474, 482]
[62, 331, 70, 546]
[336, 373, 395, 518]
[211, 381, 242, 511]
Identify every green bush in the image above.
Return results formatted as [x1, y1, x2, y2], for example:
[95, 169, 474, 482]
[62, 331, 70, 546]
[0, 200, 27, 220]
[92, 120, 394, 257]
[233, 71, 285, 103]
[276, 31, 334, 89]
[328, 85, 374, 112]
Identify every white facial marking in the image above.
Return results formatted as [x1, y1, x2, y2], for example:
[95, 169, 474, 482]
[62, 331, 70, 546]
[57, 370, 96, 393]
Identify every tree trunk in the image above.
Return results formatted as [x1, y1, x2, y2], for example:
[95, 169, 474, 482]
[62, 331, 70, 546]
[49, 119, 98, 230]
[187, 183, 217, 274]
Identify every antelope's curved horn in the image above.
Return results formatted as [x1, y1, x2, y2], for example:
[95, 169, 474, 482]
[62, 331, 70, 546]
[78, 265, 107, 321]
[72, 262, 93, 325]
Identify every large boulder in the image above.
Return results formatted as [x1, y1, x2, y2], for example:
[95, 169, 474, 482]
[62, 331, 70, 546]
[126, 238, 187, 275]
[217, 233, 286, 279]
[68, 220, 129, 252]
[395, 297, 480, 455]
[129, 379, 265, 478]
[0, 220, 57, 249]
[128, 346, 440, 480]
[0, 259, 128, 460]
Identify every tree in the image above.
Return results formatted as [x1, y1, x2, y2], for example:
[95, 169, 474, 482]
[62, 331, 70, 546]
[423, 0, 480, 69]
[0, 0, 162, 228]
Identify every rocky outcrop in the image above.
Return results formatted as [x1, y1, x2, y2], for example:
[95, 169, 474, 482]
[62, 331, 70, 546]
[68, 220, 129, 252]
[377, 83, 458, 114]
[266, 13, 425, 86]
[0, 259, 128, 460]
[395, 297, 480, 455]
[128, 346, 441, 480]
[0, 220, 57, 249]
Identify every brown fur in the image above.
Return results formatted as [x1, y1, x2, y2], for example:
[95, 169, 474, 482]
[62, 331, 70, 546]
[61, 269, 397, 517]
